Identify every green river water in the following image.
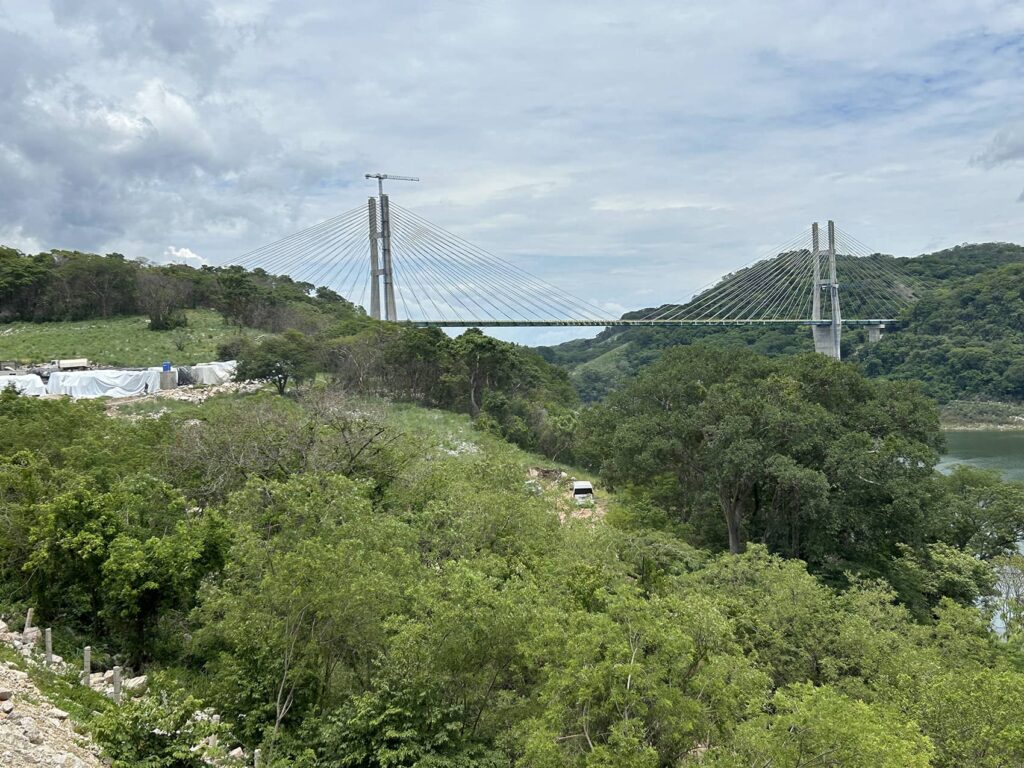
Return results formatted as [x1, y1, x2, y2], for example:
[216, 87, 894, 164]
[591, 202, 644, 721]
[938, 430, 1024, 482]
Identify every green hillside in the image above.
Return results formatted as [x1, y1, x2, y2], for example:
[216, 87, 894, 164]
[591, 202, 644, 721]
[855, 260, 1024, 401]
[3, 271, 1024, 765]
[0, 309, 254, 367]
[0, 245, 370, 367]
[540, 242, 1024, 403]
[5, 347, 1024, 766]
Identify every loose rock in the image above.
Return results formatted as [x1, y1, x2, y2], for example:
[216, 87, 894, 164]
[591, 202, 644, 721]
[123, 675, 147, 695]
[0, 657, 103, 766]
[20, 717, 43, 745]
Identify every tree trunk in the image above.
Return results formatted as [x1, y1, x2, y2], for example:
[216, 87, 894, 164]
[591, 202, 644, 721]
[468, 376, 481, 418]
[721, 493, 745, 554]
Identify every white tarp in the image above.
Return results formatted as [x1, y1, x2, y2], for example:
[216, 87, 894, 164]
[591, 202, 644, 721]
[0, 374, 46, 397]
[47, 369, 164, 399]
[191, 360, 236, 385]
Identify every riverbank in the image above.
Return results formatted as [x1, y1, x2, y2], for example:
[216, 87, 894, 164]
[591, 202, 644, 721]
[939, 400, 1024, 431]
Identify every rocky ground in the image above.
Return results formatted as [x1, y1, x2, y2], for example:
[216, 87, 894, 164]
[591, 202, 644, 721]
[528, 466, 607, 522]
[0, 659, 103, 768]
[1, 617, 253, 767]
[105, 380, 263, 418]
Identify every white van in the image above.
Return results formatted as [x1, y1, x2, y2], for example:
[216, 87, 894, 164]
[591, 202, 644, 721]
[571, 481, 595, 505]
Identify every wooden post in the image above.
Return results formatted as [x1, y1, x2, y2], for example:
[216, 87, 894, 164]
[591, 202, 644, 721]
[82, 646, 91, 685]
[112, 666, 122, 704]
[44, 628, 52, 665]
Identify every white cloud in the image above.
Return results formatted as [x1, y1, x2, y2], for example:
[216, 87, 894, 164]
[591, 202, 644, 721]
[161, 245, 207, 267]
[0, 225, 42, 254]
[0, 0, 1023, 343]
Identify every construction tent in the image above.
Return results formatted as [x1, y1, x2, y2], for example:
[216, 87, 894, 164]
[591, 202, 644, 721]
[47, 369, 164, 399]
[0, 374, 46, 396]
[190, 360, 236, 385]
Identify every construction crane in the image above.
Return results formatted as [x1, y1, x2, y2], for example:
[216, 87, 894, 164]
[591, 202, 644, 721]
[364, 172, 419, 197]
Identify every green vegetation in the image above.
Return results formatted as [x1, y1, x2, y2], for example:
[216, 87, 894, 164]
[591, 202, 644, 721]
[856, 261, 1024, 402]
[0, 245, 361, 329]
[576, 346, 1024, 612]
[0, 309, 252, 367]
[4, 335, 1024, 766]
[541, 242, 1024, 407]
[5, 245, 1024, 765]
[0, 244, 367, 365]
[229, 323, 579, 458]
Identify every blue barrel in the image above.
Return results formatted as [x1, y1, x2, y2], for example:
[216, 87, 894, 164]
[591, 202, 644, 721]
[162, 361, 171, 372]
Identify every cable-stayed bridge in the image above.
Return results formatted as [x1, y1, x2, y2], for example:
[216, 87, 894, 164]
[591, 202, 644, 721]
[224, 193, 920, 360]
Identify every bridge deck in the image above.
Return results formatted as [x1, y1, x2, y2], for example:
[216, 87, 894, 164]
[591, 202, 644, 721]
[410, 319, 896, 328]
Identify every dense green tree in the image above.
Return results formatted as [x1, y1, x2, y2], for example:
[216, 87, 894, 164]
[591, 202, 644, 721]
[167, 392, 403, 503]
[577, 346, 992, 608]
[93, 693, 228, 768]
[579, 348, 937, 559]
[521, 588, 766, 767]
[137, 270, 191, 330]
[235, 331, 321, 394]
[449, 328, 537, 417]
[706, 683, 933, 767]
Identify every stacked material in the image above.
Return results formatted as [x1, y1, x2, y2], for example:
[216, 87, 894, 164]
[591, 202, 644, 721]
[0, 375, 46, 397]
[190, 360, 236, 386]
[46, 369, 164, 399]
[148, 366, 179, 385]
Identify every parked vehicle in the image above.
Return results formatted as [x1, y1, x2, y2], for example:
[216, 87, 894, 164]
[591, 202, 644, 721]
[50, 358, 91, 371]
[571, 480, 595, 505]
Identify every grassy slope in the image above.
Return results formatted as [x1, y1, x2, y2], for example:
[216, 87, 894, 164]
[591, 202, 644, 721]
[0, 310, 255, 367]
[115, 393, 601, 491]
[386, 401, 594, 479]
[572, 340, 631, 377]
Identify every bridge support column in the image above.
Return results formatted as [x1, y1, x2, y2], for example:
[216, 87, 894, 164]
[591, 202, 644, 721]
[380, 193, 397, 322]
[812, 326, 835, 356]
[368, 197, 381, 320]
[827, 220, 842, 360]
[808, 220, 842, 360]
[866, 323, 883, 343]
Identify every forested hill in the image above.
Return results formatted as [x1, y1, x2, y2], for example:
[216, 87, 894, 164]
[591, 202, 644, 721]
[538, 242, 1024, 402]
[0, 244, 581, 458]
[0, 245, 363, 331]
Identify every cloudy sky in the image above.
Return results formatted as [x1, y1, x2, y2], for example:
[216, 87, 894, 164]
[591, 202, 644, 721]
[1, 1, 1023, 344]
